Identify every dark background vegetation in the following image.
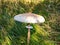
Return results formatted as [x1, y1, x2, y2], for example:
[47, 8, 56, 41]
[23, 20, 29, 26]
[0, 0, 60, 45]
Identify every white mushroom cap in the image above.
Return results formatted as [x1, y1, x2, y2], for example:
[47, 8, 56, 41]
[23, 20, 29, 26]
[14, 13, 45, 23]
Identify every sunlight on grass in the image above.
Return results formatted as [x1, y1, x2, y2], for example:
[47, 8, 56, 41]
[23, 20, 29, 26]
[2, 37, 11, 45]
[31, 35, 39, 42]
[3, 0, 18, 2]
[24, 0, 44, 3]
[33, 24, 49, 36]
[44, 40, 56, 45]
[3, 0, 44, 4]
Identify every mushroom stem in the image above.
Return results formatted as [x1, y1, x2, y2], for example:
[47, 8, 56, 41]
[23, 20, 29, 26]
[27, 24, 30, 45]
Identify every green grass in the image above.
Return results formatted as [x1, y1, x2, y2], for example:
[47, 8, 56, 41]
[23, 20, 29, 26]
[0, 0, 59, 45]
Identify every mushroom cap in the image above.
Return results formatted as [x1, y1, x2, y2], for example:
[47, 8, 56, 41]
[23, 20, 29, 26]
[14, 13, 45, 23]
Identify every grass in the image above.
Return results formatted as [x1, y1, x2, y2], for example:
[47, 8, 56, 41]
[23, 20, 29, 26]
[0, 0, 59, 45]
